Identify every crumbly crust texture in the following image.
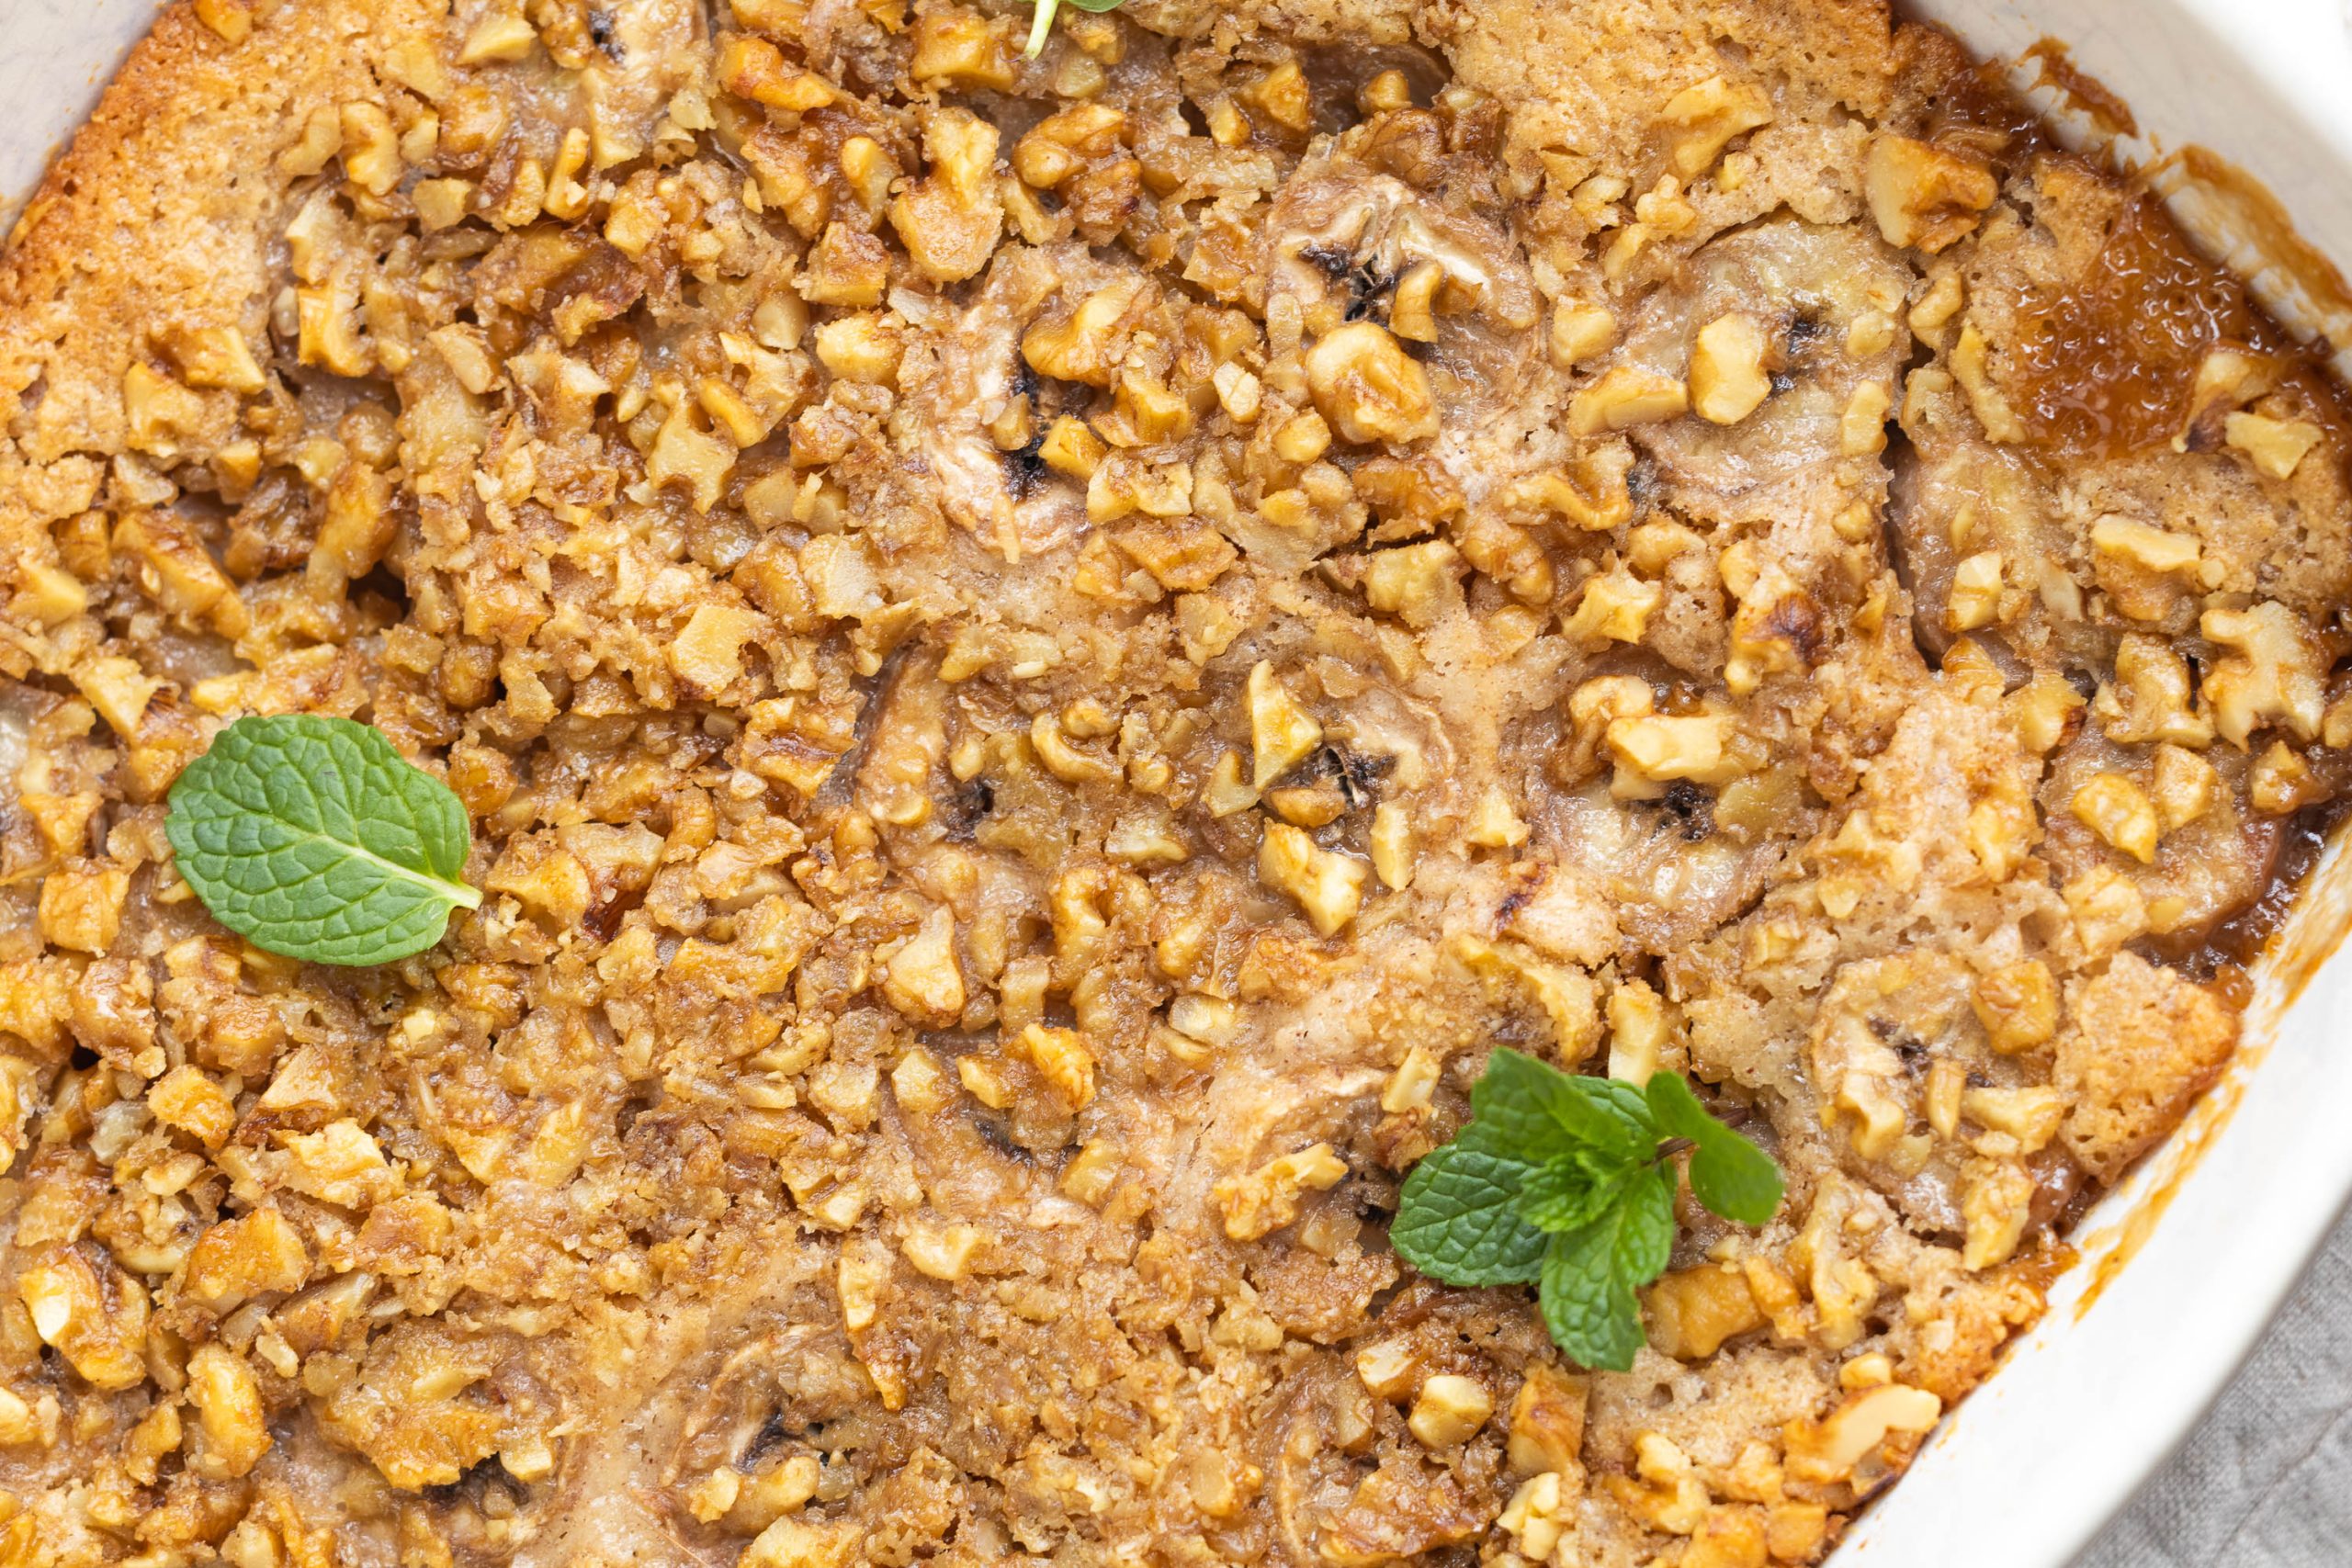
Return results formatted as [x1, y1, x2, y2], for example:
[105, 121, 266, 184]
[0, 3, 2345, 1566]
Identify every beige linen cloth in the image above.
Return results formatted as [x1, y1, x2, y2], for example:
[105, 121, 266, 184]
[2074, 1203, 2352, 1566]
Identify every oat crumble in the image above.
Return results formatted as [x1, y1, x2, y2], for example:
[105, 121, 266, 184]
[0, 2, 2348, 1565]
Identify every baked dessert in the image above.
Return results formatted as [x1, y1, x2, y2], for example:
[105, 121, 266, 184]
[2, 1, 2347, 1564]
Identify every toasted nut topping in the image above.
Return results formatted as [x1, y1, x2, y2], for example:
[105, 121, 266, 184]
[2064, 865, 2150, 958]
[2251, 739, 2330, 814]
[1784, 1383, 1942, 1482]
[1273, 409, 1334, 464]
[1562, 565, 1662, 644]
[2200, 601, 2326, 747]
[1960, 1156, 2035, 1269]
[1013, 1022, 1097, 1109]
[20, 1249, 148, 1391]
[813, 312, 904, 384]
[2225, 411, 2323, 479]
[1609, 714, 1743, 786]
[2177, 351, 2276, 449]
[1355, 1337, 1419, 1399]
[1408, 1374, 1494, 1448]
[1847, 309, 1899, 356]
[1950, 322, 2024, 443]
[1841, 380, 1892, 455]
[1247, 661, 1323, 788]
[160, 325, 266, 393]
[1570, 367, 1690, 434]
[1369, 802, 1416, 890]
[2097, 634, 2215, 748]
[1606, 980, 1669, 1084]
[1866, 134, 1996, 252]
[1962, 1086, 2064, 1152]
[458, 13, 537, 64]
[1909, 270, 1965, 341]
[902, 1222, 986, 1280]
[187, 1344, 271, 1479]
[1690, 313, 1770, 424]
[1464, 787, 1531, 848]
[1644, 1264, 1764, 1359]
[1258, 821, 1368, 935]
[1246, 59, 1313, 133]
[194, 0, 254, 42]
[1973, 960, 2058, 1053]
[881, 907, 967, 1024]
[1214, 1143, 1348, 1240]
[2151, 743, 2219, 830]
[1662, 74, 1774, 178]
[1549, 299, 1618, 368]
[1305, 321, 1440, 445]
[909, 9, 1015, 89]
[2092, 515, 2200, 575]
[889, 109, 1003, 283]
[1945, 550, 2005, 632]
[1024, 279, 1146, 386]
[25, 9, 2352, 1549]
[1498, 1472, 1577, 1562]
[1388, 261, 1446, 344]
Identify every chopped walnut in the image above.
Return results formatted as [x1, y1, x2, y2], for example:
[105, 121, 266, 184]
[1784, 1383, 1942, 1482]
[20, 1248, 149, 1391]
[1259, 821, 1369, 935]
[1690, 313, 1771, 425]
[1408, 1374, 1494, 1448]
[1305, 322, 1440, 445]
[2225, 410, 2323, 479]
[2200, 601, 2326, 747]
[1663, 74, 1774, 178]
[1865, 134, 1996, 252]
[1570, 367, 1690, 434]
[1214, 1144, 1348, 1241]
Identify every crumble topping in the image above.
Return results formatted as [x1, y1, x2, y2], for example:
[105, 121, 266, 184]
[0, 2, 2347, 1564]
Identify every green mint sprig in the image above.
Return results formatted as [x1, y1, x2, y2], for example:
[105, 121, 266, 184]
[165, 715, 481, 966]
[1024, 0, 1125, 60]
[1390, 1049, 1783, 1371]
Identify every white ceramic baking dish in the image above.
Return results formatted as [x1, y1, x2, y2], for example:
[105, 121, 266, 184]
[7, 4, 2351, 1564]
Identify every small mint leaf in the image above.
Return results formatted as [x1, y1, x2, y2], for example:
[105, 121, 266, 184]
[1535, 1164, 1677, 1372]
[1612, 1160, 1677, 1284]
[166, 715, 481, 967]
[1473, 1049, 1655, 1166]
[1645, 1072, 1785, 1228]
[1539, 1226, 1638, 1371]
[1391, 1125, 1548, 1286]
[1517, 1149, 1634, 1234]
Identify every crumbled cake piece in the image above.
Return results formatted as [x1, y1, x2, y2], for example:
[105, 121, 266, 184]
[0, 2, 2346, 1564]
[2053, 951, 2236, 1182]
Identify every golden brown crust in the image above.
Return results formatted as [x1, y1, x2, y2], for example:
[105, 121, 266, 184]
[1, 2, 432, 462]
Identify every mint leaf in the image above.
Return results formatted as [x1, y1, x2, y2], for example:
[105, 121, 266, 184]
[1517, 1148, 1634, 1234]
[166, 715, 481, 966]
[1389, 1053, 1784, 1372]
[1611, 1160, 1678, 1284]
[1474, 1049, 1654, 1166]
[1535, 1163, 1676, 1372]
[1539, 1223, 1638, 1371]
[1391, 1125, 1547, 1286]
[1645, 1072, 1785, 1228]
